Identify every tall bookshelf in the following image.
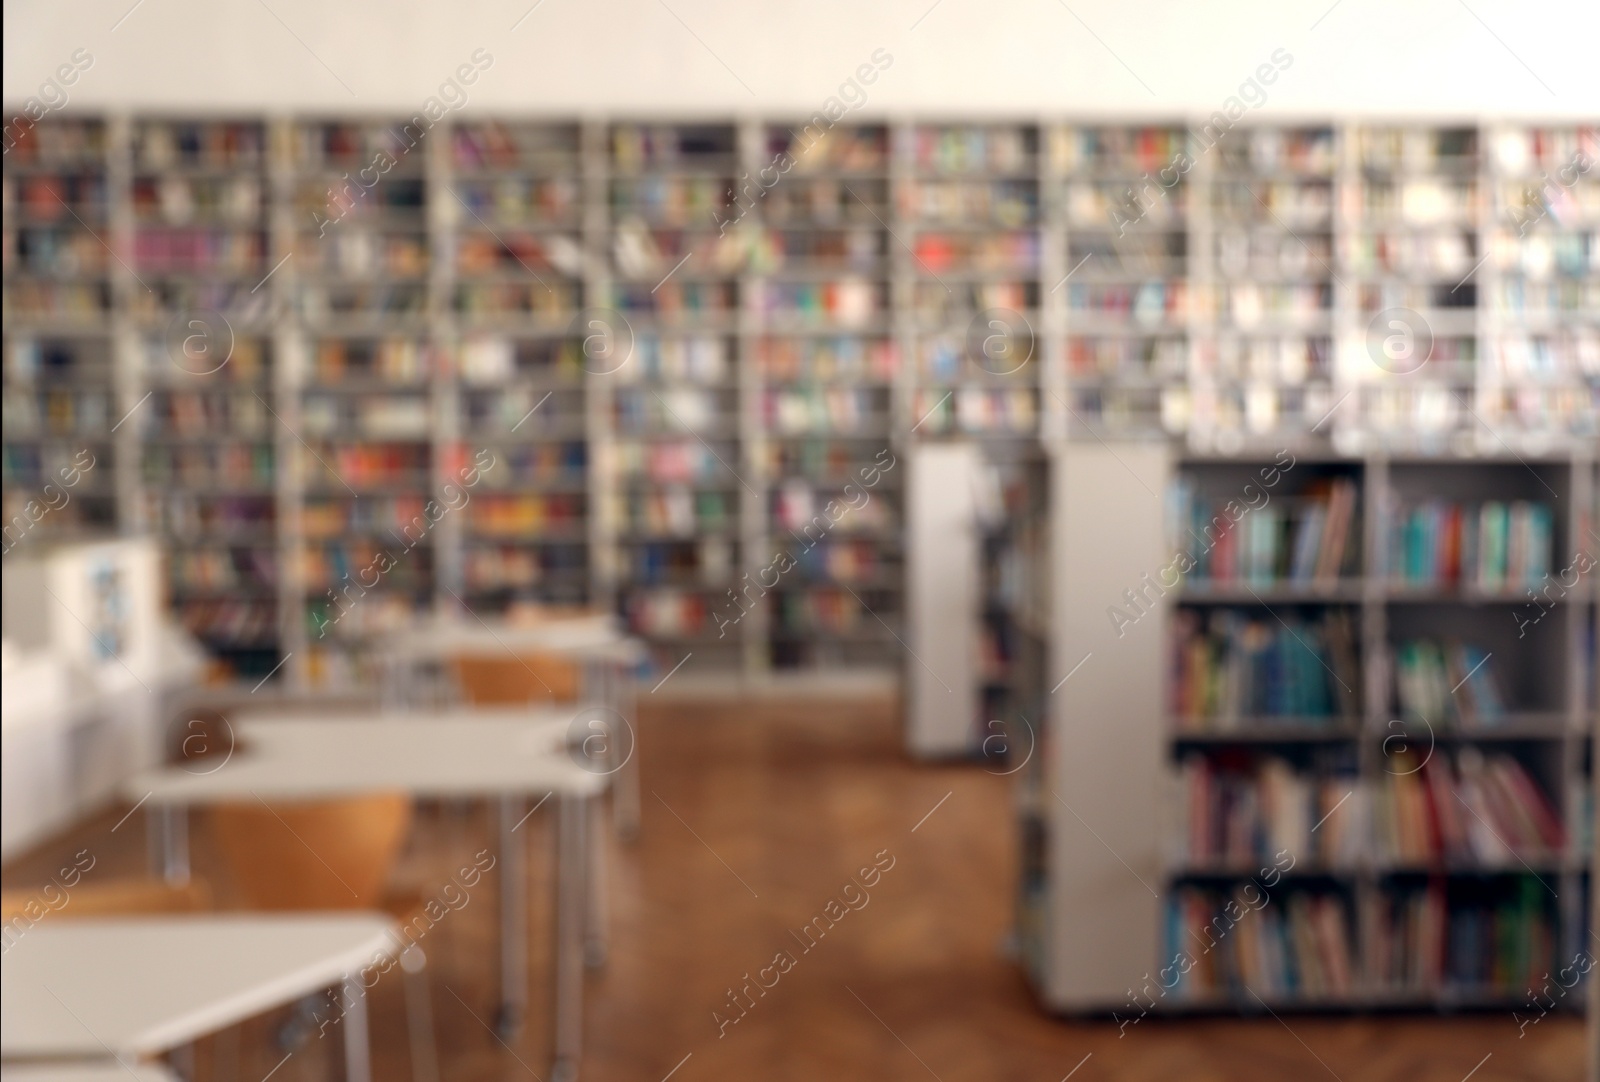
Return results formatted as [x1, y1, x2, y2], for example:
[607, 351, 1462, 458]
[3, 116, 119, 551]
[3, 113, 1595, 694]
[1014, 446, 1595, 1013]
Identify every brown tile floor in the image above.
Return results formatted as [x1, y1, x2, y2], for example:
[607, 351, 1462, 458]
[5, 694, 1589, 1081]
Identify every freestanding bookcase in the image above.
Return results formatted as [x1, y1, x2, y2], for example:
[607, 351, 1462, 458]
[1015, 443, 1595, 1015]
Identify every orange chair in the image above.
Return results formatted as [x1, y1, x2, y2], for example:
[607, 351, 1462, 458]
[210, 793, 438, 1082]
[452, 652, 583, 705]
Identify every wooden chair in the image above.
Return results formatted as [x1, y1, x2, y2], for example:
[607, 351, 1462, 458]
[1, 877, 212, 922]
[209, 793, 438, 1082]
[452, 652, 583, 705]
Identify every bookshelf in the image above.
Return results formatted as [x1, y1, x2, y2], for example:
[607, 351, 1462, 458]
[3, 116, 119, 552]
[3, 113, 1595, 695]
[1014, 446, 1595, 1014]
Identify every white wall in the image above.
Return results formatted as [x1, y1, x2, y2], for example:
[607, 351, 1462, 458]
[5, 0, 1597, 118]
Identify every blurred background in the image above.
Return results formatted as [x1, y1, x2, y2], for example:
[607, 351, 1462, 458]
[3, 1, 1597, 1080]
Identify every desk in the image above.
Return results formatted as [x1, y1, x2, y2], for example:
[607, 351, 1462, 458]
[125, 714, 605, 1082]
[1, 915, 391, 1081]
[380, 615, 648, 835]
[2, 1066, 180, 1082]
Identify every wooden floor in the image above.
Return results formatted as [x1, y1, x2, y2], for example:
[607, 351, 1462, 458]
[5, 695, 1589, 1081]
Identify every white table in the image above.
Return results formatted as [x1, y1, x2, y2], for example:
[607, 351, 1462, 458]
[124, 713, 606, 1082]
[3, 1063, 181, 1082]
[379, 615, 648, 835]
[1, 915, 392, 1081]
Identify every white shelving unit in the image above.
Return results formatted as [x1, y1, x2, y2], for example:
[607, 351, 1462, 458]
[5, 113, 1595, 696]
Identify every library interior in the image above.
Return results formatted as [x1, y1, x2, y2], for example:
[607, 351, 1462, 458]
[1, 1, 1596, 1080]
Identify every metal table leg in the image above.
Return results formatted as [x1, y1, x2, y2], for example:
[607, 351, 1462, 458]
[148, 803, 190, 885]
[614, 673, 641, 839]
[552, 793, 586, 1082]
[342, 976, 371, 1082]
[585, 794, 607, 968]
[496, 793, 529, 1037]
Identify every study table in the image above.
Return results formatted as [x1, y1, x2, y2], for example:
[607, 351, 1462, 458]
[1, 914, 392, 1082]
[379, 613, 648, 835]
[123, 710, 606, 1081]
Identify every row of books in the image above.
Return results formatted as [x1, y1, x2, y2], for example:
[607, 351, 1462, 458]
[771, 128, 887, 172]
[299, 543, 432, 590]
[763, 388, 886, 435]
[9, 231, 110, 276]
[614, 439, 731, 484]
[1214, 180, 1333, 222]
[304, 444, 430, 488]
[133, 229, 266, 272]
[610, 177, 729, 226]
[752, 280, 883, 324]
[913, 232, 1038, 272]
[4, 121, 106, 164]
[1066, 181, 1187, 227]
[610, 280, 735, 316]
[757, 227, 882, 270]
[136, 123, 266, 169]
[468, 494, 586, 537]
[1392, 640, 1506, 724]
[1215, 130, 1336, 175]
[451, 177, 580, 224]
[1492, 182, 1600, 227]
[146, 494, 274, 536]
[143, 391, 272, 436]
[1489, 332, 1599, 380]
[1341, 232, 1476, 277]
[3, 388, 113, 434]
[451, 123, 579, 170]
[290, 179, 426, 218]
[1491, 127, 1599, 172]
[313, 338, 430, 382]
[142, 445, 274, 488]
[623, 588, 716, 638]
[1375, 749, 1563, 863]
[1169, 610, 1360, 725]
[1171, 478, 1360, 586]
[764, 179, 886, 225]
[1374, 878, 1555, 992]
[611, 126, 734, 170]
[1177, 755, 1364, 867]
[772, 587, 877, 634]
[764, 441, 894, 484]
[3, 281, 111, 315]
[1358, 128, 1478, 169]
[1490, 279, 1600, 313]
[1386, 499, 1554, 592]
[910, 128, 1034, 175]
[1166, 887, 1355, 1000]
[1193, 336, 1331, 384]
[1354, 181, 1478, 225]
[457, 337, 583, 384]
[910, 282, 1033, 316]
[477, 442, 585, 487]
[1052, 128, 1189, 173]
[1490, 232, 1598, 279]
[772, 482, 894, 535]
[612, 335, 733, 385]
[169, 548, 277, 592]
[463, 387, 584, 436]
[175, 599, 277, 645]
[614, 387, 731, 434]
[290, 124, 420, 170]
[303, 232, 429, 278]
[615, 489, 734, 536]
[1068, 281, 1189, 323]
[7, 339, 109, 383]
[302, 496, 441, 539]
[1214, 230, 1333, 275]
[302, 395, 431, 438]
[453, 283, 579, 317]
[464, 543, 587, 591]
[621, 539, 732, 586]
[896, 180, 1037, 226]
[757, 337, 897, 382]
[909, 387, 1038, 435]
[131, 177, 262, 225]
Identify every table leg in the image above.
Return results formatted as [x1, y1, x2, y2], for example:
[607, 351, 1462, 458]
[148, 803, 190, 885]
[585, 794, 607, 969]
[615, 674, 641, 839]
[552, 793, 586, 1082]
[496, 794, 529, 1037]
[342, 977, 371, 1082]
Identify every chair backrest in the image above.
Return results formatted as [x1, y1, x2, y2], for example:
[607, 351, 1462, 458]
[453, 653, 581, 705]
[210, 793, 413, 910]
[1, 878, 212, 921]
